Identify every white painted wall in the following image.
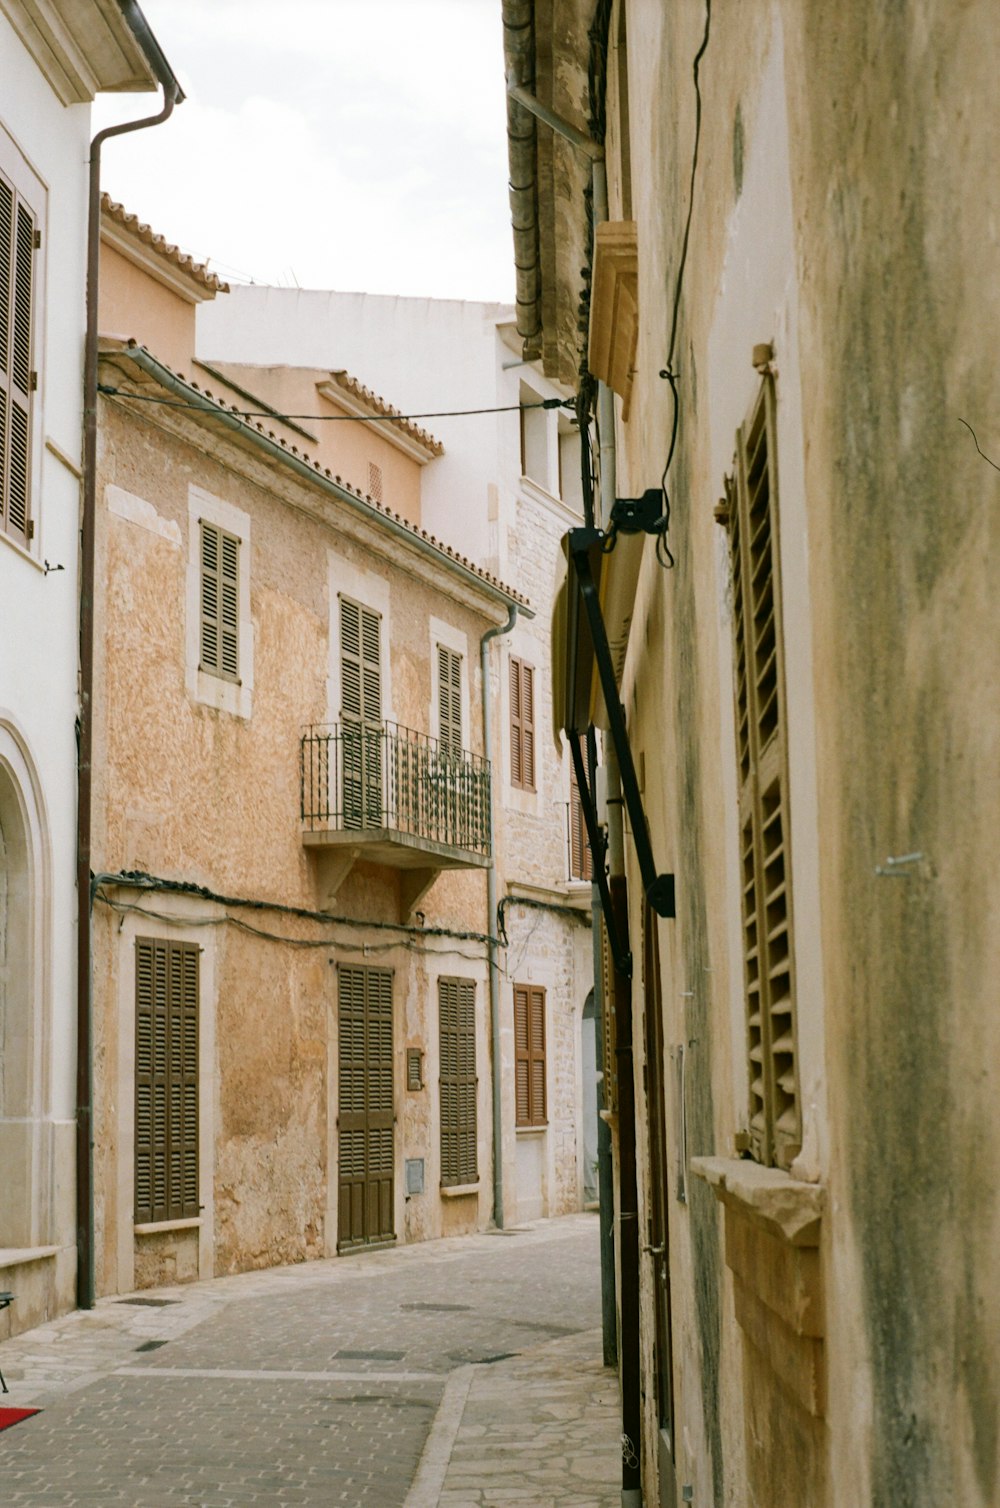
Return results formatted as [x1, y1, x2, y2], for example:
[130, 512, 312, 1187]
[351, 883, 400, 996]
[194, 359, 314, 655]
[0, 10, 93, 1281]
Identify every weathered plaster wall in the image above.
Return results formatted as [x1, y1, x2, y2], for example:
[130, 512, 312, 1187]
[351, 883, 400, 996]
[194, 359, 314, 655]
[98, 242, 198, 374]
[91, 352, 504, 1287]
[597, 1, 999, 1503]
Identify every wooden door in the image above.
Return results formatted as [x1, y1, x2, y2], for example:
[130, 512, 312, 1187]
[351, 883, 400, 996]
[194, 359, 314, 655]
[338, 966, 395, 1250]
[644, 905, 678, 1507]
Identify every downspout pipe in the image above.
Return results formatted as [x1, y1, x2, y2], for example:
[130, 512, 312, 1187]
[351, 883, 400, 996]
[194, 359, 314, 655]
[78, 42, 181, 1311]
[481, 604, 519, 1229]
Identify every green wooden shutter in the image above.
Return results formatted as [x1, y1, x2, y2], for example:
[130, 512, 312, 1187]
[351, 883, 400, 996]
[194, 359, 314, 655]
[135, 937, 199, 1223]
[340, 598, 383, 829]
[0, 171, 34, 547]
[200, 522, 240, 681]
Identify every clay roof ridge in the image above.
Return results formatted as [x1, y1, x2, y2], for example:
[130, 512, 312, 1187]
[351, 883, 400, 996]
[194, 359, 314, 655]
[100, 194, 229, 294]
[102, 342, 529, 609]
[326, 368, 444, 455]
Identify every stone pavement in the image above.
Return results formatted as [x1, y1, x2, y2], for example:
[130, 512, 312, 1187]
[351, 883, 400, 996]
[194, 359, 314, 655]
[0, 1214, 621, 1507]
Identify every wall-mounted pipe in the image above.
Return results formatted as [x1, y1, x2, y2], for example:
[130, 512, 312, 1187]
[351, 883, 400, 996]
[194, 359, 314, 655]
[77, 26, 182, 1309]
[481, 604, 519, 1229]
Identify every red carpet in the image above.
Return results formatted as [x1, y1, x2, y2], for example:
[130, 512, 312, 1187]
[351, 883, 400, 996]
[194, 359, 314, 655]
[0, 1407, 40, 1433]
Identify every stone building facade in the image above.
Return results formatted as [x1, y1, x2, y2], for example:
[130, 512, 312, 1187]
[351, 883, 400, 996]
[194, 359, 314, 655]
[90, 203, 529, 1293]
[198, 288, 598, 1230]
[504, 2, 1000, 1505]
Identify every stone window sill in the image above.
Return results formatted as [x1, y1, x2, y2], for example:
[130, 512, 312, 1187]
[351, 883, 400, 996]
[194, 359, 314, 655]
[515, 1125, 546, 1138]
[134, 1218, 202, 1236]
[440, 1183, 479, 1199]
[0, 1245, 60, 1270]
[690, 1156, 823, 1246]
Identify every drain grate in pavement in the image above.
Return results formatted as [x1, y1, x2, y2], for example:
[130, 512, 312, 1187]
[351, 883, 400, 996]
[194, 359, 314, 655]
[135, 1340, 168, 1353]
[447, 1350, 519, 1365]
[334, 1348, 405, 1362]
[400, 1302, 472, 1313]
[116, 1298, 181, 1307]
[511, 1320, 579, 1336]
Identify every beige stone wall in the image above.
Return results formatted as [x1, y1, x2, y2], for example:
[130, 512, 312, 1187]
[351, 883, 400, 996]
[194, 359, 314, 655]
[91, 357, 501, 1291]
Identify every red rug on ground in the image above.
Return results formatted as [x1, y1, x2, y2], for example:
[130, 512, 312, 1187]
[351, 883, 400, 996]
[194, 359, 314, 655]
[0, 1407, 41, 1433]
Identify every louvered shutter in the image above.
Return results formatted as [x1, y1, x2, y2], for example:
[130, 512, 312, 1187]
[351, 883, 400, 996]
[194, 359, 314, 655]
[438, 645, 462, 754]
[514, 983, 546, 1126]
[0, 170, 34, 547]
[510, 657, 523, 787]
[723, 379, 799, 1169]
[200, 522, 240, 681]
[510, 656, 536, 790]
[521, 663, 535, 789]
[569, 736, 593, 880]
[135, 937, 199, 1223]
[337, 965, 394, 1248]
[340, 598, 383, 829]
[439, 977, 477, 1186]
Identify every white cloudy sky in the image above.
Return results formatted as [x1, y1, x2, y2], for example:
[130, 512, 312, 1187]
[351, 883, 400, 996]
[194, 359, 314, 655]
[93, 0, 515, 302]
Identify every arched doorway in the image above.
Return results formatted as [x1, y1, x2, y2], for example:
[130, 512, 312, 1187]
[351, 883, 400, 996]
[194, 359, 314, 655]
[0, 756, 34, 1246]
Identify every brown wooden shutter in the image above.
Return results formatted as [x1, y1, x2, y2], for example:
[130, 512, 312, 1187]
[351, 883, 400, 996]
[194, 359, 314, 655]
[514, 983, 546, 1126]
[135, 937, 199, 1223]
[569, 736, 593, 880]
[510, 656, 536, 791]
[439, 977, 477, 1186]
[200, 522, 240, 681]
[0, 171, 34, 548]
[723, 378, 799, 1169]
[337, 965, 395, 1248]
[438, 645, 462, 754]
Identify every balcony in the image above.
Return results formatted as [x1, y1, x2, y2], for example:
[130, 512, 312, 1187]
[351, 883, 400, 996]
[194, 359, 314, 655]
[300, 721, 491, 913]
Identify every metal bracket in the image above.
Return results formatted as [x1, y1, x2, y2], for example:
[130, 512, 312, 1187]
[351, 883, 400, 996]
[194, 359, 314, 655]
[567, 527, 675, 921]
[568, 734, 632, 978]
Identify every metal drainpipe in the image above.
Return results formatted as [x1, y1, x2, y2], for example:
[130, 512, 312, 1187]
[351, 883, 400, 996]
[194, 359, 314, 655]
[481, 605, 518, 1229]
[78, 51, 181, 1311]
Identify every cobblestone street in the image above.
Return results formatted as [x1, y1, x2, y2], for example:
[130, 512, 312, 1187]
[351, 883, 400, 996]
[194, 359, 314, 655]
[0, 1215, 619, 1506]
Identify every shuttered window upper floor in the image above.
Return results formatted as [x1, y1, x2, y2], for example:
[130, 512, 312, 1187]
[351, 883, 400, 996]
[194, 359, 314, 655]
[0, 147, 41, 554]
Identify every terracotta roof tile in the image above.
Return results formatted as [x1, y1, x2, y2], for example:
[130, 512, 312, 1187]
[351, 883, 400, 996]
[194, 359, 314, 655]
[100, 194, 229, 295]
[327, 369, 444, 455]
[99, 338, 529, 612]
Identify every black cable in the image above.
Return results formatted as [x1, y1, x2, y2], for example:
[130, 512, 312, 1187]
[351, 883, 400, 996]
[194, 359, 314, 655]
[97, 384, 571, 427]
[496, 892, 593, 949]
[656, 0, 712, 570]
[93, 868, 494, 946]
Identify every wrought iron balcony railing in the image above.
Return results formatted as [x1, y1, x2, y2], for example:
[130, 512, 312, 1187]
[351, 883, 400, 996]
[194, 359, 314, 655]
[300, 721, 491, 858]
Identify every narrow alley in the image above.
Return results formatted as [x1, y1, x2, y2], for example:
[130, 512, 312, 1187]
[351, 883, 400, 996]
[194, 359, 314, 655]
[0, 1214, 619, 1507]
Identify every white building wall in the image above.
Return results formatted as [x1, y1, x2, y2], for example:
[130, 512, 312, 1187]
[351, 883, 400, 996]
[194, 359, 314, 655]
[0, 9, 93, 1324]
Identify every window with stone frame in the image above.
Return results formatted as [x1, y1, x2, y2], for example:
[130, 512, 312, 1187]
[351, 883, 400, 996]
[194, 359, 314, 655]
[717, 374, 800, 1170]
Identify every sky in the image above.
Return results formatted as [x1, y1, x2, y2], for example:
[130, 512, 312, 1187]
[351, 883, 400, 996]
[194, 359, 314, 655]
[93, 0, 516, 303]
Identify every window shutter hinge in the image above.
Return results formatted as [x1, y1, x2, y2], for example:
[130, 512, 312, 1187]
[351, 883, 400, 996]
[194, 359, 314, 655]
[29, 371, 38, 392]
[26, 519, 35, 541]
[33, 228, 41, 250]
[734, 1130, 752, 1154]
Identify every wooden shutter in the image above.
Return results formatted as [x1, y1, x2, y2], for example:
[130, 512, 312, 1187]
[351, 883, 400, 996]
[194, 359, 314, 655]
[568, 736, 593, 880]
[439, 977, 477, 1186]
[135, 937, 199, 1224]
[0, 170, 34, 547]
[337, 965, 395, 1248]
[438, 645, 463, 754]
[510, 655, 536, 790]
[341, 597, 383, 829]
[722, 378, 799, 1169]
[514, 983, 546, 1127]
[200, 522, 240, 681]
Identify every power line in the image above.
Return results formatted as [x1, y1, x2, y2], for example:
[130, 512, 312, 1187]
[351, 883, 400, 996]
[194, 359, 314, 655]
[97, 384, 572, 427]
